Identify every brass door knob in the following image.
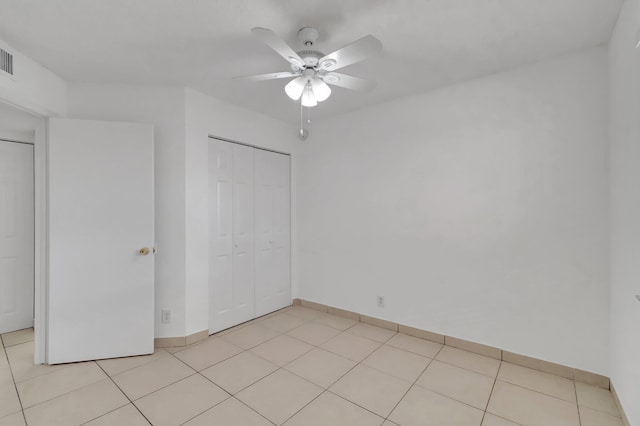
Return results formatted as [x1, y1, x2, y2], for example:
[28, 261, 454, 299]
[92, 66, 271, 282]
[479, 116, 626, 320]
[139, 247, 150, 255]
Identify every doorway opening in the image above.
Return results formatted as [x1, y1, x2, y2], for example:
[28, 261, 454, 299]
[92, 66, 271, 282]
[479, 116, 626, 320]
[0, 102, 39, 343]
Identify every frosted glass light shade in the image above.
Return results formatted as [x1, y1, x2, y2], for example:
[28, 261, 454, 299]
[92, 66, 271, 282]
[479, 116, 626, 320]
[301, 83, 317, 107]
[311, 78, 331, 102]
[285, 77, 306, 100]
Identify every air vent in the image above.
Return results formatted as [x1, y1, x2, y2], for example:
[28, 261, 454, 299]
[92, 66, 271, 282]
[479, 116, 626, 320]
[0, 48, 14, 76]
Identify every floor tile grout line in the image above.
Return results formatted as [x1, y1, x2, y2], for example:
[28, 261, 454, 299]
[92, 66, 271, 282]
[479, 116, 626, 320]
[239, 327, 376, 425]
[77, 401, 134, 426]
[433, 345, 503, 378]
[120, 366, 200, 403]
[188, 338, 516, 426]
[384, 339, 444, 359]
[365, 341, 440, 362]
[324, 388, 389, 421]
[172, 342, 245, 369]
[432, 356, 589, 408]
[247, 344, 316, 371]
[281, 337, 397, 424]
[284, 332, 367, 390]
[227, 365, 307, 425]
[486, 413, 526, 426]
[5, 341, 77, 385]
[249, 311, 445, 399]
[284, 332, 341, 348]
[93, 361, 153, 425]
[412, 377, 497, 414]
[318, 341, 382, 364]
[227, 313, 361, 367]
[358, 349, 434, 386]
[495, 377, 582, 405]
[480, 357, 502, 425]
[11, 361, 108, 413]
[169, 315, 322, 387]
[0, 329, 34, 349]
[2, 340, 34, 349]
[173, 309, 293, 355]
[408, 358, 516, 417]
[382, 343, 445, 422]
[197, 359, 275, 397]
[218, 326, 290, 352]
[96, 348, 172, 377]
[344, 326, 398, 345]
[224, 396, 277, 426]
[575, 378, 583, 426]
[175, 392, 232, 426]
[1, 337, 28, 425]
[278, 389, 327, 425]
[433, 355, 500, 379]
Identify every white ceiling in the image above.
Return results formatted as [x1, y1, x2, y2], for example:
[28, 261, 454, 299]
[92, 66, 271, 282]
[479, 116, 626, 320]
[0, 0, 622, 123]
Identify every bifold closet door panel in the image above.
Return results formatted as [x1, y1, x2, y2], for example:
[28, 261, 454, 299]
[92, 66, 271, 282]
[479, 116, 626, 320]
[254, 149, 291, 317]
[231, 143, 255, 324]
[208, 140, 255, 332]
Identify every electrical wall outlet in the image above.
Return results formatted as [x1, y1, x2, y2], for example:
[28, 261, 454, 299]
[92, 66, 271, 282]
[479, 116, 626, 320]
[161, 309, 171, 324]
[377, 296, 385, 308]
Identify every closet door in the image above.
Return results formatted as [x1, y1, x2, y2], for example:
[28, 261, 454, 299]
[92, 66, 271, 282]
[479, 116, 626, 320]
[209, 140, 254, 333]
[0, 141, 34, 334]
[254, 149, 291, 317]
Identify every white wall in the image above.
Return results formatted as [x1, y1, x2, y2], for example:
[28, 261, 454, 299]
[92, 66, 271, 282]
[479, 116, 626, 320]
[0, 39, 67, 117]
[609, 0, 640, 423]
[297, 47, 610, 374]
[184, 88, 297, 335]
[67, 84, 187, 338]
[66, 85, 298, 339]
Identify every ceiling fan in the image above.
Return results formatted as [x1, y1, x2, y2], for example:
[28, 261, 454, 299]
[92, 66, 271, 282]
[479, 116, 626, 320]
[235, 27, 383, 108]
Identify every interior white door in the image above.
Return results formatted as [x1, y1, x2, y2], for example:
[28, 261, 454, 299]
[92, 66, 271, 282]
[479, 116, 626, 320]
[209, 140, 255, 333]
[254, 149, 291, 317]
[48, 118, 154, 364]
[0, 141, 34, 334]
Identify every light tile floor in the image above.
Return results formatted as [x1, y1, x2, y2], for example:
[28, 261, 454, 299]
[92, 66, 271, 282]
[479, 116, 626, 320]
[0, 307, 624, 426]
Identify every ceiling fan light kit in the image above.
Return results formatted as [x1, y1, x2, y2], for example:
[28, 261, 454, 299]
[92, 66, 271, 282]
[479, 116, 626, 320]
[301, 83, 318, 107]
[235, 26, 383, 139]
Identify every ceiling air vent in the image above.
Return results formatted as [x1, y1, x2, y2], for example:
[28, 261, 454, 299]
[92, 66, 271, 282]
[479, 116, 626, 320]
[0, 48, 14, 76]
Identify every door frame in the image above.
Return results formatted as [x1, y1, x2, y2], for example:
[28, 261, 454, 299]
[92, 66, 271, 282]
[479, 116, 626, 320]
[0, 137, 35, 335]
[0, 99, 48, 364]
[209, 135, 292, 157]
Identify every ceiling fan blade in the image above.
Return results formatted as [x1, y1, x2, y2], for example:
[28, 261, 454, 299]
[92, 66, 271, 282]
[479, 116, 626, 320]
[318, 35, 382, 71]
[234, 71, 298, 81]
[322, 73, 375, 91]
[251, 27, 305, 68]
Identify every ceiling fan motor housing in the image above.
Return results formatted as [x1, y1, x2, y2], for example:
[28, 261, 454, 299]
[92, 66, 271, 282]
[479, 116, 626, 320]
[297, 27, 319, 46]
[297, 50, 324, 67]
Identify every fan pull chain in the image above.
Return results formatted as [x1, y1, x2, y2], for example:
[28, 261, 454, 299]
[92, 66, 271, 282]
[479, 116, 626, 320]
[299, 101, 305, 140]
[299, 101, 311, 140]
